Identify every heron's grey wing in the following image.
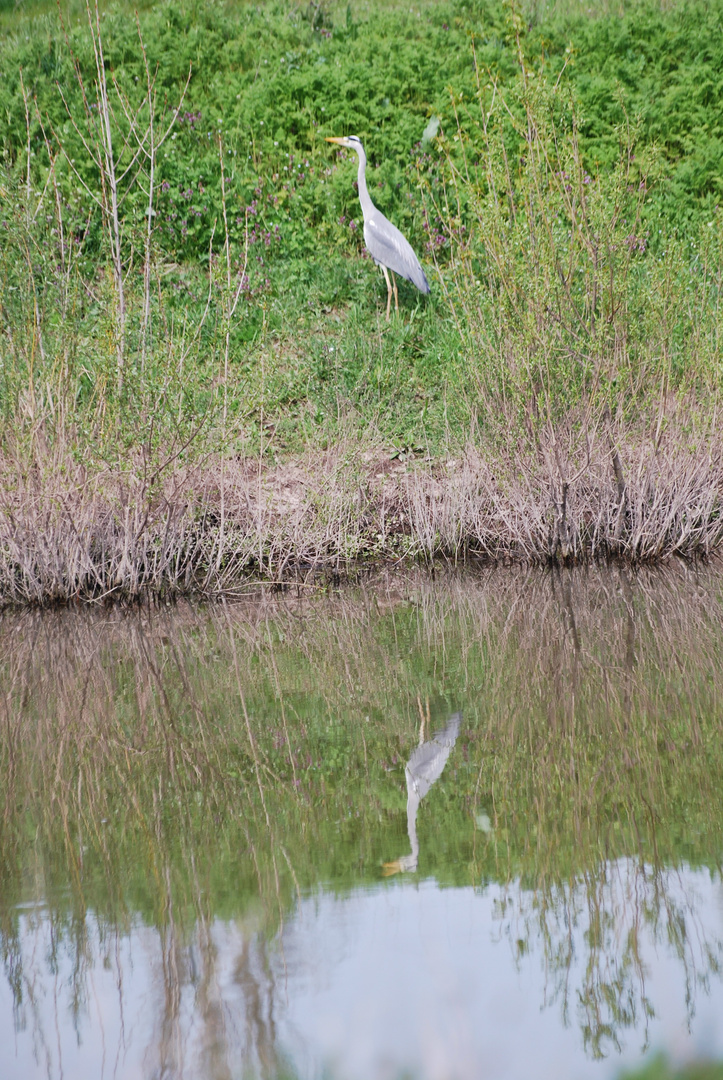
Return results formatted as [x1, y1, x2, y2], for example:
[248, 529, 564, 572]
[405, 711, 461, 797]
[364, 211, 430, 294]
[406, 747, 450, 798]
[434, 711, 461, 746]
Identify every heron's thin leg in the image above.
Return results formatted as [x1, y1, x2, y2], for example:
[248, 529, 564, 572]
[391, 270, 399, 313]
[382, 265, 392, 321]
[417, 696, 426, 744]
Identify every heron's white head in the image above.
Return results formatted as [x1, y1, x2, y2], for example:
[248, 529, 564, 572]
[325, 135, 364, 153]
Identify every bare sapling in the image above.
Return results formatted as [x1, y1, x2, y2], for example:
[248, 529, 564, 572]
[54, 0, 190, 392]
[218, 137, 250, 429]
[56, 0, 127, 386]
[31, 99, 94, 431]
[432, 27, 654, 423]
[130, 15, 191, 364]
[208, 139, 250, 576]
[17, 70, 52, 425]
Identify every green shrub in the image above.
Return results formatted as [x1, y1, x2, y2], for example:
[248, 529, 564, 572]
[0, 0, 722, 458]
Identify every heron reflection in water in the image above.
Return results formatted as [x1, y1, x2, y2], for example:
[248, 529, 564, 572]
[383, 708, 461, 875]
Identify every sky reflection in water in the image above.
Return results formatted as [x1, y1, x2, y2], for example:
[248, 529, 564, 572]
[1, 565, 723, 1079]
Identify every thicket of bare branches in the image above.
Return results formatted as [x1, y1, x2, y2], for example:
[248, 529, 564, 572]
[0, 414, 720, 605]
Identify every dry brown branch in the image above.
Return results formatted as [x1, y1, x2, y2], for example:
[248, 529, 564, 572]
[0, 414, 720, 606]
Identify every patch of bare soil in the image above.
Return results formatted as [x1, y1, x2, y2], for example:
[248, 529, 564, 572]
[1, 425, 721, 605]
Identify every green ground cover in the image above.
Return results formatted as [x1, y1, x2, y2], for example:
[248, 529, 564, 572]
[0, 0, 722, 463]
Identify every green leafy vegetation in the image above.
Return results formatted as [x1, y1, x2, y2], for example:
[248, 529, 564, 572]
[0, 0, 722, 590]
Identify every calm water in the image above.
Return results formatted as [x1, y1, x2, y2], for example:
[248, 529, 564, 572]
[1, 564, 723, 1080]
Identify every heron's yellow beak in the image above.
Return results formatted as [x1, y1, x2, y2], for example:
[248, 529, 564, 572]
[325, 136, 347, 146]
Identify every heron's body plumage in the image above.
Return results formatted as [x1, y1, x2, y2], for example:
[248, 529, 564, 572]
[325, 134, 430, 316]
[364, 211, 430, 294]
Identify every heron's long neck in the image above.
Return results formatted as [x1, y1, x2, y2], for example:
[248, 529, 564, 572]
[406, 776, 421, 859]
[354, 145, 376, 219]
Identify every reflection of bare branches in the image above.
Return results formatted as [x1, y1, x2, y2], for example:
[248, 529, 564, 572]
[233, 933, 283, 1080]
[490, 858, 723, 1060]
[1, 562, 723, 1073]
[152, 868, 184, 1079]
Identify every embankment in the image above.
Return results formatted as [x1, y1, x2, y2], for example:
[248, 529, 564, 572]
[2, 422, 720, 606]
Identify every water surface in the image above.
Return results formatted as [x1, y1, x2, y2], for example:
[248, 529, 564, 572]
[1, 564, 723, 1079]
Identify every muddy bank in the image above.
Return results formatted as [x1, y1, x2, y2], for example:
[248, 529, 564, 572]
[1, 432, 721, 605]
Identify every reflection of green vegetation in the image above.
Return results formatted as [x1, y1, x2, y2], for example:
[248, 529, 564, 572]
[3, 564, 723, 902]
[620, 1055, 723, 1080]
[1, 564, 723, 1065]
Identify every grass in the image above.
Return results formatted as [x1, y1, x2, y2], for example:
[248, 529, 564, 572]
[0, 0, 723, 598]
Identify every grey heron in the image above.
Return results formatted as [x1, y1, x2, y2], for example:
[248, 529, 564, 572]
[325, 135, 430, 320]
[383, 710, 461, 875]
